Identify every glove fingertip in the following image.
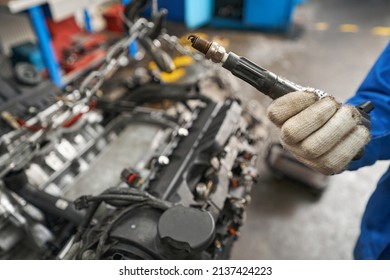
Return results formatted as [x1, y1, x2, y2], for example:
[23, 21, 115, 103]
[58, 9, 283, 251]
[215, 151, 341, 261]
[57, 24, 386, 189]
[267, 105, 284, 127]
[267, 91, 318, 126]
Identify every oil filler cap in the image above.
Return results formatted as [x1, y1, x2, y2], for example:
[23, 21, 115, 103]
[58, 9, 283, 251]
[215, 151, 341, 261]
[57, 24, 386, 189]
[158, 206, 215, 257]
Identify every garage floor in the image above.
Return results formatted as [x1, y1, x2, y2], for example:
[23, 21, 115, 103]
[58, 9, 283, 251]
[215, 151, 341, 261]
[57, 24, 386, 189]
[182, 0, 390, 259]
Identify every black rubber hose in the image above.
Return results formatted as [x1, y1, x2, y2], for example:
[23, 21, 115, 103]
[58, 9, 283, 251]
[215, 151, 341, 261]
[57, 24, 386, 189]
[3, 170, 85, 225]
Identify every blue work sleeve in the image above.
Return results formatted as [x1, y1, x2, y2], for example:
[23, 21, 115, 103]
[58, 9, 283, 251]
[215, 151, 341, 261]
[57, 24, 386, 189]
[347, 42, 390, 170]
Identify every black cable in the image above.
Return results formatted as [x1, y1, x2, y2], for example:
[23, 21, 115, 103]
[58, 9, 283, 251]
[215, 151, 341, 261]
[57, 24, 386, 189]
[72, 187, 172, 259]
[182, 101, 193, 112]
[102, 188, 173, 209]
[74, 202, 100, 243]
[86, 195, 148, 207]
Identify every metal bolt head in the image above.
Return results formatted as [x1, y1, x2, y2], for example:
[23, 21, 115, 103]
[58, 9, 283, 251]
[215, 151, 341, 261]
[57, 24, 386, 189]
[158, 156, 170, 166]
[178, 128, 189, 137]
[118, 55, 129, 67]
[210, 157, 220, 170]
[81, 250, 96, 260]
[196, 183, 208, 196]
[28, 106, 38, 114]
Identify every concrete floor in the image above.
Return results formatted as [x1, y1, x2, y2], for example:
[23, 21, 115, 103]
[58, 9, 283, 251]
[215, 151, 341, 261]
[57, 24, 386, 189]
[186, 0, 390, 259]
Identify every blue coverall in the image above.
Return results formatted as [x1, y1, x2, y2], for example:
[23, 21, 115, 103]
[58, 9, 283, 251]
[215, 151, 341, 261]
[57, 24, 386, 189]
[346, 42, 390, 259]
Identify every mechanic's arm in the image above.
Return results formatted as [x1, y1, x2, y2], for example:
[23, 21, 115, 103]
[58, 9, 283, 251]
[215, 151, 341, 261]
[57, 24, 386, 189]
[346, 42, 390, 170]
[267, 42, 390, 175]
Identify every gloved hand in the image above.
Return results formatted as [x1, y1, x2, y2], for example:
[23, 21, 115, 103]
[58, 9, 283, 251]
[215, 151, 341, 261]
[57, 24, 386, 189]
[267, 91, 370, 175]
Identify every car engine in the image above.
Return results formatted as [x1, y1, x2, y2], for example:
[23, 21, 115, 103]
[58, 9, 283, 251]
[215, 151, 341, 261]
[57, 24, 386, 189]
[0, 1, 264, 260]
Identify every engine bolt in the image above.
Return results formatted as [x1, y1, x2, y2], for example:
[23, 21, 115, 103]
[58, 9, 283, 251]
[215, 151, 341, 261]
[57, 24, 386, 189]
[196, 183, 208, 198]
[28, 106, 38, 114]
[81, 250, 96, 260]
[158, 156, 170, 165]
[210, 157, 220, 170]
[178, 128, 189, 137]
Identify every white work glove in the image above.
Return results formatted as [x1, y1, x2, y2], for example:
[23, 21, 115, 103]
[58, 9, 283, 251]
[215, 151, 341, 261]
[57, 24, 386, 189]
[267, 91, 370, 175]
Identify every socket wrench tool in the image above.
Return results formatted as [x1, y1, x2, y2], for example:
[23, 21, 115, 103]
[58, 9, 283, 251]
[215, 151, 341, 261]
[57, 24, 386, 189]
[188, 35, 373, 129]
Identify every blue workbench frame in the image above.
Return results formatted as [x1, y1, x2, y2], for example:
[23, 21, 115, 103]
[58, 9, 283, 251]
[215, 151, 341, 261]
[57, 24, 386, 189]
[26, 1, 139, 86]
[28, 5, 62, 86]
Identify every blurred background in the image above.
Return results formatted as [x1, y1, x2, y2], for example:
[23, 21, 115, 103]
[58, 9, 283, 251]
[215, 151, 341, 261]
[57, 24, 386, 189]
[0, 0, 389, 259]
